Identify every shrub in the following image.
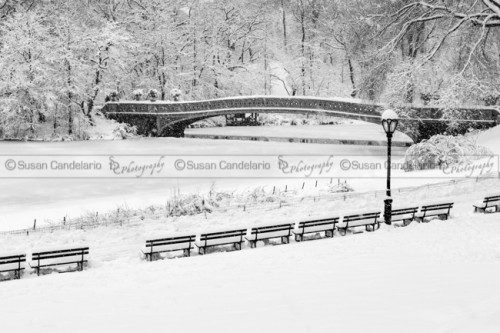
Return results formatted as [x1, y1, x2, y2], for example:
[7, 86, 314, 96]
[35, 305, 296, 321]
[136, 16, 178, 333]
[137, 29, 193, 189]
[132, 89, 143, 101]
[403, 134, 492, 171]
[147, 89, 159, 101]
[170, 88, 182, 101]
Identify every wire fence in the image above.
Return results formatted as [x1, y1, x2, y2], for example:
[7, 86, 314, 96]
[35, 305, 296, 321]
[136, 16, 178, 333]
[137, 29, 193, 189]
[1, 175, 493, 237]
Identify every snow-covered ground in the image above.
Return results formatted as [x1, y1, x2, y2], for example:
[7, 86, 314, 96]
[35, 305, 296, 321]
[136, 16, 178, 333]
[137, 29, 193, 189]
[2, 126, 498, 231]
[1, 125, 499, 332]
[0, 137, 412, 231]
[1, 177, 499, 332]
[478, 125, 500, 155]
[186, 123, 413, 145]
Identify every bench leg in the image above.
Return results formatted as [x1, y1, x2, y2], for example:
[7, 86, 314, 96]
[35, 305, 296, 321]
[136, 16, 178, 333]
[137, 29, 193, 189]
[474, 207, 484, 213]
[281, 236, 290, 244]
[15, 269, 21, 280]
[249, 241, 257, 249]
[198, 247, 206, 255]
[325, 230, 334, 238]
[183, 249, 191, 257]
[77, 262, 83, 271]
[402, 219, 411, 227]
[234, 242, 241, 250]
[339, 228, 347, 236]
[295, 234, 303, 242]
[439, 214, 448, 220]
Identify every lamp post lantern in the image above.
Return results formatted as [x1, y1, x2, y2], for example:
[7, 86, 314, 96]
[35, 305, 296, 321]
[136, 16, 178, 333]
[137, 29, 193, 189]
[381, 109, 399, 225]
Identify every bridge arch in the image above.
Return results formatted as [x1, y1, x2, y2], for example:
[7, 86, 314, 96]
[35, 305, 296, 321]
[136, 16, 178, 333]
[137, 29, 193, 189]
[102, 96, 499, 140]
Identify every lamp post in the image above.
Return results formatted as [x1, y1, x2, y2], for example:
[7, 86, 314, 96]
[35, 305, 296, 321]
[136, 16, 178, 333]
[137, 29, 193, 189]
[381, 109, 399, 225]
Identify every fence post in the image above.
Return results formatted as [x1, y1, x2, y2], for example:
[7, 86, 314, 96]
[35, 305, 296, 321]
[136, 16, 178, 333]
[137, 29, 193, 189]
[33, 219, 36, 230]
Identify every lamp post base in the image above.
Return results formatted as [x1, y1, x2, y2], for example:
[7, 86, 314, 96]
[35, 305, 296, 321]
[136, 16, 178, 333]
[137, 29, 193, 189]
[384, 197, 393, 225]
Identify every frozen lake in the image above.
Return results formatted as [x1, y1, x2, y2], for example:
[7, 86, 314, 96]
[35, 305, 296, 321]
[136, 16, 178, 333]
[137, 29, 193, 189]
[186, 123, 413, 146]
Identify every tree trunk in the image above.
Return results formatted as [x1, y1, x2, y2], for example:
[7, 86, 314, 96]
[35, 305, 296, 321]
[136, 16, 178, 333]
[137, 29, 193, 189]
[300, 11, 306, 95]
[348, 58, 356, 97]
[281, 0, 287, 47]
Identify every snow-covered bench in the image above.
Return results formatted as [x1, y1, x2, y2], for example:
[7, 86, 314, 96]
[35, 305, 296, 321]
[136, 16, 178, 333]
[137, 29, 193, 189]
[246, 223, 294, 248]
[415, 203, 453, 222]
[293, 217, 340, 242]
[338, 211, 381, 236]
[0, 254, 26, 280]
[473, 194, 500, 213]
[31, 247, 89, 276]
[144, 235, 196, 261]
[390, 207, 419, 226]
[196, 229, 247, 255]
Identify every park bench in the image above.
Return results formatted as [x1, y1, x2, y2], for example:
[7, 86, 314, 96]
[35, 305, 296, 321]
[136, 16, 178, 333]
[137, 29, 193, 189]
[415, 203, 453, 222]
[0, 254, 26, 280]
[31, 247, 89, 276]
[246, 223, 294, 248]
[338, 211, 381, 236]
[473, 194, 500, 213]
[293, 217, 340, 242]
[390, 207, 419, 226]
[144, 235, 196, 261]
[196, 229, 247, 255]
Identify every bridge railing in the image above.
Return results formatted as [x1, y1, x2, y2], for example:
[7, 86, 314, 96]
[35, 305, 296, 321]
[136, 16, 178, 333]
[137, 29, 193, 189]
[102, 95, 499, 123]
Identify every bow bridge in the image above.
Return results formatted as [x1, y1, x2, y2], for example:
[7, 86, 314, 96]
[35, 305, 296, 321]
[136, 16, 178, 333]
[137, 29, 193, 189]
[102, 96, 499, 140]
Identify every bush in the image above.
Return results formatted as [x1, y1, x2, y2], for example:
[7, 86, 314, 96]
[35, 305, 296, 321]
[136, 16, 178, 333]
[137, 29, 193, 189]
[112, 122, 137, 139]
[328, 181, 354, 193]
[132, 89, 143, 101]
[147, 89, 159, 101]
[403, 134, 492, 171]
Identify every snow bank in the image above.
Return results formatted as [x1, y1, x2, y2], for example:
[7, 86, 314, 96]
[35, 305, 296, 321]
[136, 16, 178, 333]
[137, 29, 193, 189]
[477, 125, 500, 155]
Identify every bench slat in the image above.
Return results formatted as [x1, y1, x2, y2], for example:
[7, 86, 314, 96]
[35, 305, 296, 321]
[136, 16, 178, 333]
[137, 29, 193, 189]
[146, 235, 195, 245]
[32, 247, 89, 256]
[200, 229, 246, 241]
[33, 251, 89, 261]
[0, 258, 27, 265]
[0, 268, 25, 273]
[421, 203, 454, 210]
[298, 217, 339, 227]
[33, 260, 88, 269]
[0, 254, 26, 261]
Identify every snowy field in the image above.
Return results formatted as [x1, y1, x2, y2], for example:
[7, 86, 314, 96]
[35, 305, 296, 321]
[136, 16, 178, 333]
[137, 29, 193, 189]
[1, 177, 499, 332]
[186, 122, 413, 145]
